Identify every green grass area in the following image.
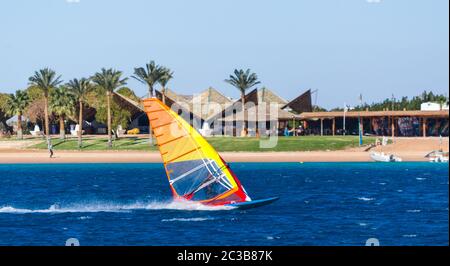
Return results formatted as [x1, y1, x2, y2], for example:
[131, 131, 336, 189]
[208, 136, 376, 152]
[30, 137, 158, 151]
[29, 136, 377, 152]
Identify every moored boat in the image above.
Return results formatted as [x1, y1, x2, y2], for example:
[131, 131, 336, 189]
[370, 152, 402, 162]
[425, 150, 449, 163]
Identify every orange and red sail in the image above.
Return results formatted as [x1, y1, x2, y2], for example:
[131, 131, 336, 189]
[143, 98, 251, 205]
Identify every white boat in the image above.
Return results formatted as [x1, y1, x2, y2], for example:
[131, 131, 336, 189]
[425, 150, 449, 163]
[429, 155, 449, 163]
[370, 152, 402, 162]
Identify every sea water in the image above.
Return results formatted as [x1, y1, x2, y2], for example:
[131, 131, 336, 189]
[0, 162, 447, 246]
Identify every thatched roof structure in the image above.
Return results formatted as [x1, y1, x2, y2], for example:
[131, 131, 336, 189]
[214, 88, 296, 122]
[112, 91, 145, 122]
[218, 105, 298, 122]
[156, 87, 232, 121]
[258, 87, 287, 105]
[282, 89, 313, 113]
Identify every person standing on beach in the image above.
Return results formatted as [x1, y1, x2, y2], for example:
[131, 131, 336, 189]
[48, 141, 54, 158]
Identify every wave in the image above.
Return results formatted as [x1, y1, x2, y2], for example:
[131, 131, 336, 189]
[0, 204, 137, 214]
[357, 197, 375, 201]
[77, 216, 92, 220]
[145, 200, 234, 211]
[358, 223, 368, 227]
[161, 217, 215, 222]
[0, 200, 235, 214]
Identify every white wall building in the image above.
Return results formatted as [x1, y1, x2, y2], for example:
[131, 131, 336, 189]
[420, 102, 442, 111]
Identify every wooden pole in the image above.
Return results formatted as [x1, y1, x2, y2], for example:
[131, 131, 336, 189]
[359, 117, 364, 136]
[292, 117, 296, 136]
[332, 117, 336, 136]
[369, 117, 373, 133]
[391, 116, 395, 138]
[320, 118, 324, 136]
[422, 118, 427, 137]
[435, 118, 440, 136]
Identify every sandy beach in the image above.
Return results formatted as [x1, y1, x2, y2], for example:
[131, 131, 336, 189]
[0, 137, 447, 164]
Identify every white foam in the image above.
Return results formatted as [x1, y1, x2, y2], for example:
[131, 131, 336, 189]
[77, 216, 92, 220]
[0, 200, 234, 214]
[358, 223, 368, 226]
[0, 203, 134, 214]
[358, 197, 375, 201]
[144, 200, 234, 211]
[161, 217, 214, 222]
[406, 209, 421, 213]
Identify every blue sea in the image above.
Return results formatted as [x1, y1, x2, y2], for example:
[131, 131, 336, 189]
[0, 162, 448, 246]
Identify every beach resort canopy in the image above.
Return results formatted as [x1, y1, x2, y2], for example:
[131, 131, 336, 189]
[299, 110, 449, 119]
[298, 110, 449, 137]
[217, 106, 298, 122]
[282, 89, 313, 114]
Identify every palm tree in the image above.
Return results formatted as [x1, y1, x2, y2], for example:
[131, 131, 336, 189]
[132, 61, 164, 98]
[159, 67, 174, 104]
[224, 69, 260, 136]
[49, 86, 76, 140]
[67, 78, 94, 148]
[91, 68, 128, 148]
[7, 90, 30, 139]
[28, 68, 63, 143]
[132, 61, 165, 144]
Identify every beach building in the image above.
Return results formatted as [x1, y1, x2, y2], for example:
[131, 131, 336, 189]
[111, 87, 235, 134]
[166, 87, 233, 124]
[298, 110, 449, 137]
[421, 102, 442, 111]
[206, 88, 299, 136]
[105, 88, 450, 138]
[112, 87, 307, 137]
[282, 89, 313, 114]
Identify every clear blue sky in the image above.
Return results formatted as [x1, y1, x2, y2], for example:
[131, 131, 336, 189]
[0, 0, 448, 108]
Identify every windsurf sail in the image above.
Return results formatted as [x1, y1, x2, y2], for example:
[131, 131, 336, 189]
[143, 98, 251, 206]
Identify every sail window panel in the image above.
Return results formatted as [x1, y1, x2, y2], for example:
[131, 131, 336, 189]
[191, 181, 229, 201]
[166, 160, 229, 200]
[166, 160, 210, 195]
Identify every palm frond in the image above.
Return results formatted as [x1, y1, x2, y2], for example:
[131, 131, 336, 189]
[7, 90, 30, 116]
[28, 68, 63, 95]
[49, 86, 76, 116]
[132, 61, 167, 96]
[225, 68, 260, 94]
[91, 68, 128, 93]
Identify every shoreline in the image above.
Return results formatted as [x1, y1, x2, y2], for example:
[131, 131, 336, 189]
[0, 150, 435, 164]
[0, 137, 447, 164]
